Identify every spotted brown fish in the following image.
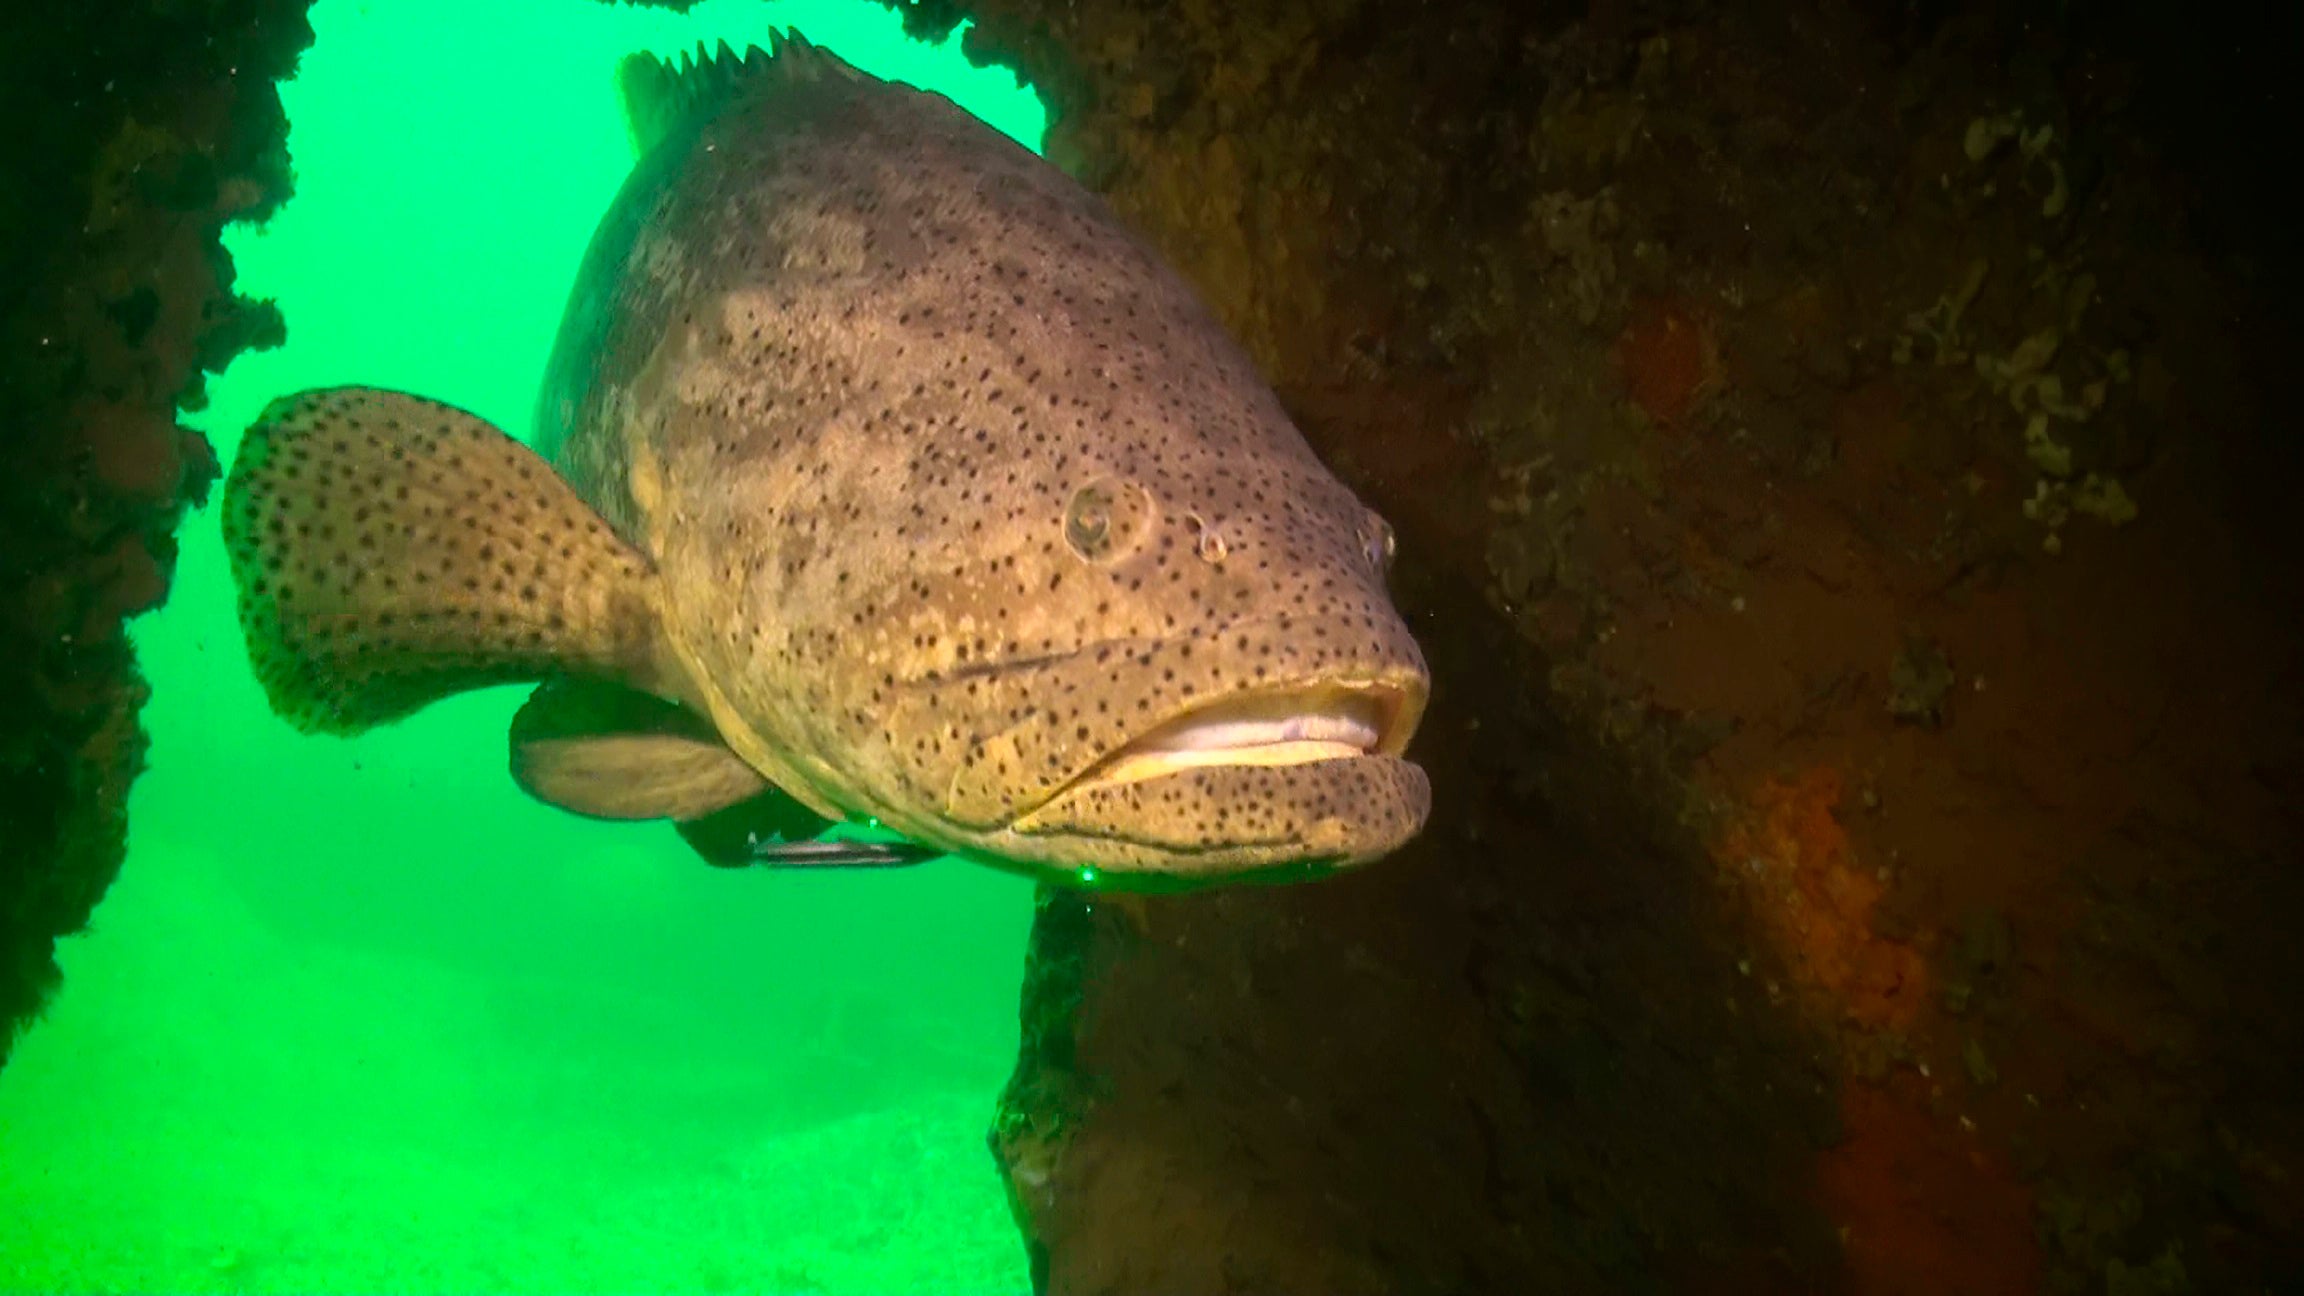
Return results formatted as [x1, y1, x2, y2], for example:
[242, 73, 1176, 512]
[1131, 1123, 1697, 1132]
[223, 31, 1430, 886]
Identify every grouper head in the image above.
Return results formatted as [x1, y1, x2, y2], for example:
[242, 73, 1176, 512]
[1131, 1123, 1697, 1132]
[577, 41, 1434, 884]
[724, 344, 1435, 884]
[755, 437, 1433, 883]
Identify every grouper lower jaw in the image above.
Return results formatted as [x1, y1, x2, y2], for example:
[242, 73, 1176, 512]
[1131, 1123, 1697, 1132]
[985, 750, 1433, 882]
[971, 673, 1433, 881]
[913, 668, 1431, 875]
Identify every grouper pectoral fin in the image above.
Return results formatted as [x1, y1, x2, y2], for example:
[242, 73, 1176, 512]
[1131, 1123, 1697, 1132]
[510, 677, 771, 822]
[223, 386, 676, 733]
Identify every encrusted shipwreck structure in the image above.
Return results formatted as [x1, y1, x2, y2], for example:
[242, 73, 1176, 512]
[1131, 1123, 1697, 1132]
[0, 0, 305, 1065]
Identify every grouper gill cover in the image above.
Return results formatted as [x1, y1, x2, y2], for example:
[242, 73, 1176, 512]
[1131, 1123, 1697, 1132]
[222, 31, 1433, 884]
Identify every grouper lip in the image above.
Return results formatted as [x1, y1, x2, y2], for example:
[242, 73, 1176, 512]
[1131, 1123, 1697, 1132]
[1035, 673, 1428, 807]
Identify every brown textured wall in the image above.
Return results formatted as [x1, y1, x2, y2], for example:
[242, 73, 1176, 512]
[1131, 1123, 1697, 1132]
[0, 1, 308, 1066]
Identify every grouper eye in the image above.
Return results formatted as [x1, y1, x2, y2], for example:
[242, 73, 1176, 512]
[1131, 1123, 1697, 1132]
[1066, 487, 1111, 552]
[1064, 476, 1151, 562]
[1360, 513, 1398, 573]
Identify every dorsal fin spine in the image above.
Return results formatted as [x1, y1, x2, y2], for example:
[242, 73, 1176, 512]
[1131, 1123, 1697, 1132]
[615, 27, 869, 159]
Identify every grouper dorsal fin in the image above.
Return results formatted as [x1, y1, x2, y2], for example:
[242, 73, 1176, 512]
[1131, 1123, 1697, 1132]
[616, 29, 867, 160]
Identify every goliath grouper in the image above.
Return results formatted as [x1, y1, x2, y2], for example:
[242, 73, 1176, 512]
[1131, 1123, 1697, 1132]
[221, 32, 1430, 886]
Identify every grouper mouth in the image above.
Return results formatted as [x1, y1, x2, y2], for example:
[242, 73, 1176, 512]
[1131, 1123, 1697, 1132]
[1063, 680, 1419, 795]
[986, 674, 1432, 876]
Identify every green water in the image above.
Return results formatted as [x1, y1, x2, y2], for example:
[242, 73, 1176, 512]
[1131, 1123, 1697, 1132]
[0, 2, 1044, 1290]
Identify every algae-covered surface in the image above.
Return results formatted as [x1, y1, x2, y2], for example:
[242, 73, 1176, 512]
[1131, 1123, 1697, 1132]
[0, 0, 1042, 1289]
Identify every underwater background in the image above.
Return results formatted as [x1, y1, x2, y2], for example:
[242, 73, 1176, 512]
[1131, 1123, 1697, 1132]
[0, 1, 1043, 1290]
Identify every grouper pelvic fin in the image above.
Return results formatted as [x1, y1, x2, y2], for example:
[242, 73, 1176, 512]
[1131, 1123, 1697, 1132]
[222, 387, 669, 734]
[510, 677, 769, 822]
[615, 28, 864, 160]
[511, 680, 937, 866]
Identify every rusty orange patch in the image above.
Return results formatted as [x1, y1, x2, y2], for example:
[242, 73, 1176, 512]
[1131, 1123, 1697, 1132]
[1614, 297, 1722, 427]
[1713, 766, 1927, 1031]
[1820, 1085, 2042, 1295]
